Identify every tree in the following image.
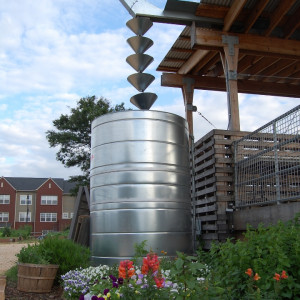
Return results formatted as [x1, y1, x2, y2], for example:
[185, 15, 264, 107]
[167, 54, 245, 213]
[46, 96, 126, 189]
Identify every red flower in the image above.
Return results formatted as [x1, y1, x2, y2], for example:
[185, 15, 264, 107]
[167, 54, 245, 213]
[273, 273, 281, 281]
[281, 270, 288, 279]
[253, 273, 261, 281]
[141, 252, 160, 275]
[118, 260, 135, 279]
[141, 258, 149, 275]
[245, 268, 253, 277]
[154, 275, 164, 288]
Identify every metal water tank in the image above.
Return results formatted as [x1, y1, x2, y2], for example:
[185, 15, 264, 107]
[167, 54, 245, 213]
[90, 110, 192, 265]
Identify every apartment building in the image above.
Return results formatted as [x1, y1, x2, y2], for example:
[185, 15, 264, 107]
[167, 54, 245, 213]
[0, 177, 77, 235]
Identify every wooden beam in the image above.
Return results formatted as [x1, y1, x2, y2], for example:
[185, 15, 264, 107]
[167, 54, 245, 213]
[284, 6, 300, 39]
[257, 59, 296, 78]
[221, 43, 240, 131]
[196, 3, 228, 19]
[192, 51, 218, 75]
[178, 49, 209, 74]
[157, 66, 179, 72]
[264, 61, 300, 83]
[265, 0, 297, 37]
[244, 57, 279, 77]
[161, 73, 300, 98]
[223, 0, 247, 31]
[181, 78, 195, 137]
[244, 0, 269, 33]
[237, 55, 263, 73]
[196, 53, 220, 75]
[194, 27, 300, 57]
[239, 48, 300, 60]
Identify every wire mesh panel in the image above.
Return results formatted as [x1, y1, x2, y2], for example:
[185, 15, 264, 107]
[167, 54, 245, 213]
[234, 105, 300, 207]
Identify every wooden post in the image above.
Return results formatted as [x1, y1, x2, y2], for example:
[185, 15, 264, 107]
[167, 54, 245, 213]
[221, 35, 240, 131]
[181, 77, 195, 137]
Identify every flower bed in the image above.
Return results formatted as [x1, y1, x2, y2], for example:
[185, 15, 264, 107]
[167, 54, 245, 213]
[61, 217, 300, 299]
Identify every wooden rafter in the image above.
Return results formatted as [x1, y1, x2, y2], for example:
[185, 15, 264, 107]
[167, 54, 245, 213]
[258, 59, 296, 78]
[192, 51, 218, 75]
[178, 50, 209, 75]
[260, 61, 300, 83]
[244, 57, 279, 77]
[223, 0, 247, 31]
[237, 55, 262, 73]
[264, 0, 297, 37]
[195, 3, 227, 19]
[284, 6, 300, 39]
[244, 0, 269, 34]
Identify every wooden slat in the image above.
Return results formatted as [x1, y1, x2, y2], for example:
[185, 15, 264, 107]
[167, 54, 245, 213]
[195, 196, 217, 206]
[196, 204, 217, 214]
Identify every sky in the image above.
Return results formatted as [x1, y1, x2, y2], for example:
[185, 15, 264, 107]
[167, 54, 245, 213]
[0, 0, 299, 180]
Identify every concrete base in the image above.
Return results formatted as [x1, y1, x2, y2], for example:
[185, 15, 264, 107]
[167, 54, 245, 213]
[233, 201, 300, 231]
[0, 276, 6, 300]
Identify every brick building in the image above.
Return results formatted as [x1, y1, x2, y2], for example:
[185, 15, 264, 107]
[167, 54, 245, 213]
[0, 177, 77, 235]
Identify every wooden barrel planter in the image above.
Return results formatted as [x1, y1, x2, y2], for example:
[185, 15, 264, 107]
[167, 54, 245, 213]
[17, 263, 59, 293]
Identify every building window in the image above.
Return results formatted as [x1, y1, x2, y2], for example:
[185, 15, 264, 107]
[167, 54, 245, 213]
[41, 196, 58, 205]
[19, 212, 31, 222]
[62, 212, 69, 219]
[49, 183, 51, 189]
[0, 182, 3, 188]
[20, 195, 32, 205]
[0, 212, 9, 222]
[40, 213, 57, 222]
[0, 195, 10, 204]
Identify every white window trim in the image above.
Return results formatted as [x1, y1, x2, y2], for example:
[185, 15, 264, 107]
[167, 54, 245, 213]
[41, 195, 58, 205]
[0, 212, 9, 222]
[62, 212, 69, 219]
[19, 212, 31, 222]
[0, 195, 10, 204]
[40, 212, 57, 222]
[20, 195, 32, 206]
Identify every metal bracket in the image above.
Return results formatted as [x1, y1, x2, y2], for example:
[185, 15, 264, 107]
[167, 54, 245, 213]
[228, 70, 237, 80]
[222, 35, 239, 56]
[182, 77, 195, 93]
[186, 104, 197, 112]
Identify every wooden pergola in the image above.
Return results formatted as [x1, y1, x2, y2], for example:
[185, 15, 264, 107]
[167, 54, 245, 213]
[156, 0, 300, 135]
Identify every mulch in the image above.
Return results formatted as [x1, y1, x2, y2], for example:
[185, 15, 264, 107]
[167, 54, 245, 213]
[5, 280, 65, 300]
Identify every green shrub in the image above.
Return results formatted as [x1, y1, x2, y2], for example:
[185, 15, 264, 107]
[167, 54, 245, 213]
[200, 215, 300, 299]
[38, 236, 90, 282]
[16, 243, 50, 264]
[1, 226, 11, 237]
[16, 237, 90, 284]
[10, 225, 32, 239]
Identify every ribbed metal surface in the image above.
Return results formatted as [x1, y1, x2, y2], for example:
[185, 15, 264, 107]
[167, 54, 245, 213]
[90, 110, 192, 265]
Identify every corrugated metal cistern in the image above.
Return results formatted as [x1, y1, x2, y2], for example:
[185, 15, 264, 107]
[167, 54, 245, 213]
[90, 110, 192, 265]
